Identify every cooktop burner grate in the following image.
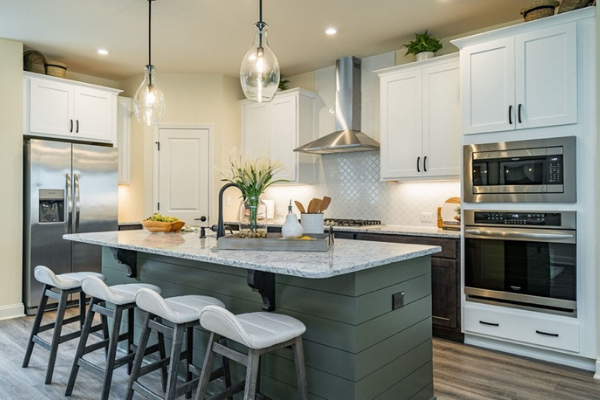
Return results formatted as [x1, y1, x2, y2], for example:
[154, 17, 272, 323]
[324, 218, 381, 227]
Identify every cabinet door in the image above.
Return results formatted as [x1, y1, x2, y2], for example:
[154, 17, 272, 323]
[461, 37, 515, 134]
[241, 102, 270, 157]
[117, 97, 132, 184]
[270, 94, 298, 182]
[515, 23, 577, 129]
[28, 77, 74, 136]
[422, 61, 461, 178]
[380, 70, 423, 180]
[431, 258, 458, 329]
[74, 87, 115, 143]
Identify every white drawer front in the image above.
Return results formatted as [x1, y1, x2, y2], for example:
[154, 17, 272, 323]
[464, 303, 580, 353]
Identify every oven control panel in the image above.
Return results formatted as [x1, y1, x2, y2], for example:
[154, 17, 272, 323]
[473, 212, 562, 226]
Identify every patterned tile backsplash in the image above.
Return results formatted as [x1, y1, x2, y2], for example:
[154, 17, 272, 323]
[265, 152, 460, 227]
[263, 51, 460, 227]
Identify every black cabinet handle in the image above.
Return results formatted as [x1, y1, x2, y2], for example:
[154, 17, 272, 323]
[76, 120, 79, 133]
[479, 320, 499, 327]
[508, 105, 513, 125]
[424, 156, 428, 172]
[518, 104, 522, 123]
[70, 119, 73, 132]
[536, 330, 559, 337]
[417, 157, 421, 173]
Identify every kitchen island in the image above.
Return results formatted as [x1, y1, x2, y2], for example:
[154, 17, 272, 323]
[64, 230, 440, 400]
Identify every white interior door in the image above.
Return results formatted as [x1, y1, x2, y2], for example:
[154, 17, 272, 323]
[156, 126, 211, 225]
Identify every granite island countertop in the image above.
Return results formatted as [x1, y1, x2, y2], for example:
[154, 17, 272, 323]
[64, 230, 441, 279]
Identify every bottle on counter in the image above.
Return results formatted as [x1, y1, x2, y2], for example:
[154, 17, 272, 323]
[281, 200, 303, 239]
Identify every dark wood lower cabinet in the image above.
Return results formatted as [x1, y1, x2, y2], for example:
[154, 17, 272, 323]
[344, 232, 463, 342]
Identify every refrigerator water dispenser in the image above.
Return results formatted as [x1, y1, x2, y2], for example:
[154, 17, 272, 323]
[39, 189, 64, 223]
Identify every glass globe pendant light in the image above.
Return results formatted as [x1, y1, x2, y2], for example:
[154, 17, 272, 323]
[240, 0, 280, 103]
[134, 0, 166, 126]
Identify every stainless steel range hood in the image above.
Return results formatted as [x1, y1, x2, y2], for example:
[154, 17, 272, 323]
[294, 56, 380, 154]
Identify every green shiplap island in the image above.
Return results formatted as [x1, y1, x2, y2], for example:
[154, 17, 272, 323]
[64, 230, 440, 400]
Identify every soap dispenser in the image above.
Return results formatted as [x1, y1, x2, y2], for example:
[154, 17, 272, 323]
[281, 200, 303, 239]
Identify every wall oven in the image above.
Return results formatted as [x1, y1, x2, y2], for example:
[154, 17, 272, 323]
[464, 210, 577, 316]
[463, 136, 576, 203]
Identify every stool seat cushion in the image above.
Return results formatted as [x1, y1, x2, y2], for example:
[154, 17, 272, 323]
[135, 289, 225, 324]
[82, 277, 161, 305]
[200, 305, 306, 349]
[34, 265, 105, 290]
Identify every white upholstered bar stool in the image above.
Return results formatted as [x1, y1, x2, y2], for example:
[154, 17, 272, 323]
[194, 305, 309, 400]
[22, 265, 106, 384]
[126, 289, 229, 400]
[65, 276, 163, 400]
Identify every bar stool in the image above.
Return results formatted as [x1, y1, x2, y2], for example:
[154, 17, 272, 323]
[65, 276, 163, 400]
[22, 265, 106, 384]
[126, 289, 228, 400]
[194, 305, 309, 400]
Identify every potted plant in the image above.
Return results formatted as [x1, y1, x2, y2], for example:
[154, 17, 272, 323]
[278, 77, 290, 91]
[402, 30, 443, 61]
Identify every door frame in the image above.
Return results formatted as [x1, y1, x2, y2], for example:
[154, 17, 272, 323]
[152, 124, 214, 223]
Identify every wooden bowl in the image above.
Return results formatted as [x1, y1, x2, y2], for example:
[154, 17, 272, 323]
[142, 220, 185, 233]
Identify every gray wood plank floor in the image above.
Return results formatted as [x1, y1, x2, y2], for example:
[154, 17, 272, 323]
[2, 309, 600, 399]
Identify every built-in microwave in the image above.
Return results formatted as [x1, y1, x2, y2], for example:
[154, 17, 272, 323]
[463, 136, 576, 203]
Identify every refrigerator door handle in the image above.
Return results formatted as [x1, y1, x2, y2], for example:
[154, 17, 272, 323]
[66, 172, 73, 233]
[74, 173, 80, 233]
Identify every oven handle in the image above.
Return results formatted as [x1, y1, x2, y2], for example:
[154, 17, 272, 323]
[465, 229, 574, 241]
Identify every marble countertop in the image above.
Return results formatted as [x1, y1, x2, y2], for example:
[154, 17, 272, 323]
[64, 230, 441, 279]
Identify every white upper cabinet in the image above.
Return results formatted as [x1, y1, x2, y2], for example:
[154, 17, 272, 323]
[377, 54, 461, 181]
[455, 16, 577, 135]
[241, 88, 317, 184]
[24, 72, 121, 144]
[117, 97, 132, 184]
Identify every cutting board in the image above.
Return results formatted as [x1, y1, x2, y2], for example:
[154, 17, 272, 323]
[438, 197, 461, 230]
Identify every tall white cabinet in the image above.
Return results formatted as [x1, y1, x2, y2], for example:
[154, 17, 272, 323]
[24, 72, 121, 145]
[241, 88, 316, 184]
[377, 54, 460, 181]
[455, 20, 577, 135]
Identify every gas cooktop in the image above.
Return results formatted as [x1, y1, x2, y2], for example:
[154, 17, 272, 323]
[323, 218, 382, 227]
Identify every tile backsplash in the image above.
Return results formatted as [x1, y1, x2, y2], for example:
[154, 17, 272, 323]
[263, 51, 460, 227]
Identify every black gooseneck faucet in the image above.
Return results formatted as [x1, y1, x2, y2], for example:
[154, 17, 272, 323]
[211, 182, 241, 239]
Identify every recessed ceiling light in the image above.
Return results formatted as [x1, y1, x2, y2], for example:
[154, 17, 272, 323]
[325, 27, 338, 35]
[96, 48, 110, 55]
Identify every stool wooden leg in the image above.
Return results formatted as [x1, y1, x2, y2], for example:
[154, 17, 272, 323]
[127, 307, 134, 374]
[45, 287, 69, 384]
[157, 318, 168, 392]
[166, 323, 185, 400]
[78, 290, 86, 328]
[193, 333, 218, 400]
[22, 285, 50, 368]
[292, 337, 308, 400]
[185, 326, 194, 399]
[219, 337, 233, 399]
[100, 304, 123, 400]
[65, 297, 100, 396]
[126, 311, 152, 400]
[244, 349, 261, 400]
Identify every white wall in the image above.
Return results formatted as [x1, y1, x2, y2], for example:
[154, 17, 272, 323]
[0, 38, 24, 320]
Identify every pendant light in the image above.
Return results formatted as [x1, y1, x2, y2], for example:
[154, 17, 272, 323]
[240, 0, 280, 103]
[134, 0, 166, 126]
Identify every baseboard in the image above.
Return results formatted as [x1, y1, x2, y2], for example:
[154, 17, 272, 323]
[0, 303, 25, 321]
[465, 334, 596, 372]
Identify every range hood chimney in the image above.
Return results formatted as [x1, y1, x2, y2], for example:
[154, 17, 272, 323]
[294, 56, 380, 154]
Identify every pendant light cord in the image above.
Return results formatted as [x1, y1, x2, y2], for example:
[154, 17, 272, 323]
[258, 0, 263, 48]
[148, 0, 152, 66]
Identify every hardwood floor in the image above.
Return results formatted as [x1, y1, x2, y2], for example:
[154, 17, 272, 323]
[1, 310, 600, 399]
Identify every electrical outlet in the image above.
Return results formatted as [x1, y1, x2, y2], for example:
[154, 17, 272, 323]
[392, 291, 405, 310]
[420, 212, 433, 223]
[226, 196, 232, 207]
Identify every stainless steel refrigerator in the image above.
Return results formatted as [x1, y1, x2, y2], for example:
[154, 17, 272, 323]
[23, 138, 118, 315]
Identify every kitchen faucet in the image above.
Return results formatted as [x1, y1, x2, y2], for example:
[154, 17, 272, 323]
[211, 182, 240, 239]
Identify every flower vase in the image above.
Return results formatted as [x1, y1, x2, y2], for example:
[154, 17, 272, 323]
[238, 195, 268, 238]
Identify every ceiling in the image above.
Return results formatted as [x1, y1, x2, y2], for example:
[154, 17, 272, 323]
[0, 0, 532, 82]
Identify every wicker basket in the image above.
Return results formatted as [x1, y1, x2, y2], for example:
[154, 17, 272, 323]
[44, 60, 67, 78]
[23, 50, 46, 74]
[520, 0, 559, 21]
